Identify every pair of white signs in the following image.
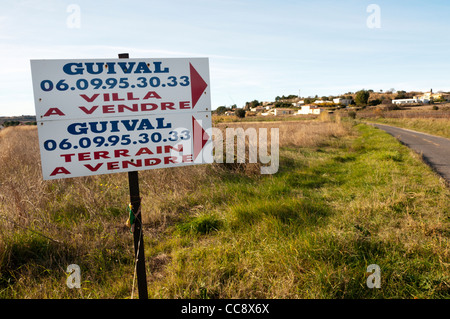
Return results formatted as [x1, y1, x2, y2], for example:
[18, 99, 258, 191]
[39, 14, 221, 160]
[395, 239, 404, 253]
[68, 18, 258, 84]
[30, 58, 212, 180]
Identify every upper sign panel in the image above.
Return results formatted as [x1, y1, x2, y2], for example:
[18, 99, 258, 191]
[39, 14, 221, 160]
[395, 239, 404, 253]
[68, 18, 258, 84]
[30, 58, 210, 121]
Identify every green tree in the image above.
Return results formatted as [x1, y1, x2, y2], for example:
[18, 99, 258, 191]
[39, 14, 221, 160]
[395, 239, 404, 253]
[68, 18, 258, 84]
[3, 121, 20, 127]
[274, 101, 293, 108]
[235, 108, 246, 118]
[355, 90, 370, 106]
[215, 106, 228, 115]
[245, 100, 260, 110]
[395, 90, 408, 99]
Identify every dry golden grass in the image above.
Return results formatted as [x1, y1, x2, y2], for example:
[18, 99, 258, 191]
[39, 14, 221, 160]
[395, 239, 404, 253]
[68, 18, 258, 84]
[0, 127, 44, 226]
[215, 119, 350, 148]
[0, 119, 350, 234]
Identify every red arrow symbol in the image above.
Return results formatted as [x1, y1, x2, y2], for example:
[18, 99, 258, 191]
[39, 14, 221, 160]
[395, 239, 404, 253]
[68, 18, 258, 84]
[192, 116, 210, 160]
[189, 63, 208, 109]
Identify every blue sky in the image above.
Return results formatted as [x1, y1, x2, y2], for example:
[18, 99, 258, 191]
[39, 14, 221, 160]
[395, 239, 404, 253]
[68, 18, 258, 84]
[1, 0, 450, 116]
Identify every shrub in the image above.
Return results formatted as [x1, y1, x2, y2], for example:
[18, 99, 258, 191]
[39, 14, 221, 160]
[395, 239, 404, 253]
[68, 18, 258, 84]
[368, 99, 382, 106]
[374, 108, 384, 118]
[348, 111, 357, 119]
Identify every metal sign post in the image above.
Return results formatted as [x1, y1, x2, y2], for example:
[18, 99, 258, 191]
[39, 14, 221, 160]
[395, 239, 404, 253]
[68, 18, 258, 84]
[128, 170, 147, 299]
[119, 53, 148, 299]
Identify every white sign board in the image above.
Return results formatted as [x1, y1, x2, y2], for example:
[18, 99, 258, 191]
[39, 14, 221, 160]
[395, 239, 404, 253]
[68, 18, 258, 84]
[31, 58, 212, 180]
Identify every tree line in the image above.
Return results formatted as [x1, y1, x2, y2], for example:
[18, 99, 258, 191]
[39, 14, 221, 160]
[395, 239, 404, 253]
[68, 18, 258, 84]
[1, 121, 37, 127]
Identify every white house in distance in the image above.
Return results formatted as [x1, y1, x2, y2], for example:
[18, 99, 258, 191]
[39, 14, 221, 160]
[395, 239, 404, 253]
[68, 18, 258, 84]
[262, 108, 295, 116]
[297, 105, 324, 115]
[392, 97, 430, 105]
[313, 100, 332, 105]
[273, 108, 295, 116]
[417, 90, 450, 101]
[333, 98, 353, 105]
[250, 106, 265, 112]
[292, 100, 305, 107]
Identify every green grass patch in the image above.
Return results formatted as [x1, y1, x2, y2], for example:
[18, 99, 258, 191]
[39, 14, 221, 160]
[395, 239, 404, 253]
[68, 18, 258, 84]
[146, 123, 450, 298]
[176, 214, 223, 235]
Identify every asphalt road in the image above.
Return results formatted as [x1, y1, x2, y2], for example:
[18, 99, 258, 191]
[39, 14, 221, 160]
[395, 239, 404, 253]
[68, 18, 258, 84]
[371, 123, 450, 183]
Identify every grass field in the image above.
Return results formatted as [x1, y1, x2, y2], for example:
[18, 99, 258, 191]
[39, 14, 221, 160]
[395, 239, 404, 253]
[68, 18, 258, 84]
[362, 117, 450, 139]
[0, 118, 449, 298]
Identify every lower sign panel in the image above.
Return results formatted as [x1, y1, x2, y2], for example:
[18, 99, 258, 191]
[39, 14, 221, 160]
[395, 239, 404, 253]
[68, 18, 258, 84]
[37, 112, 212, 180]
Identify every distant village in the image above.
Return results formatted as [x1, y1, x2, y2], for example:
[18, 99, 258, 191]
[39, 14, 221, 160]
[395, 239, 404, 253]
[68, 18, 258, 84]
[1, 89, 449, 130]
[215, 89, 450, 117]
